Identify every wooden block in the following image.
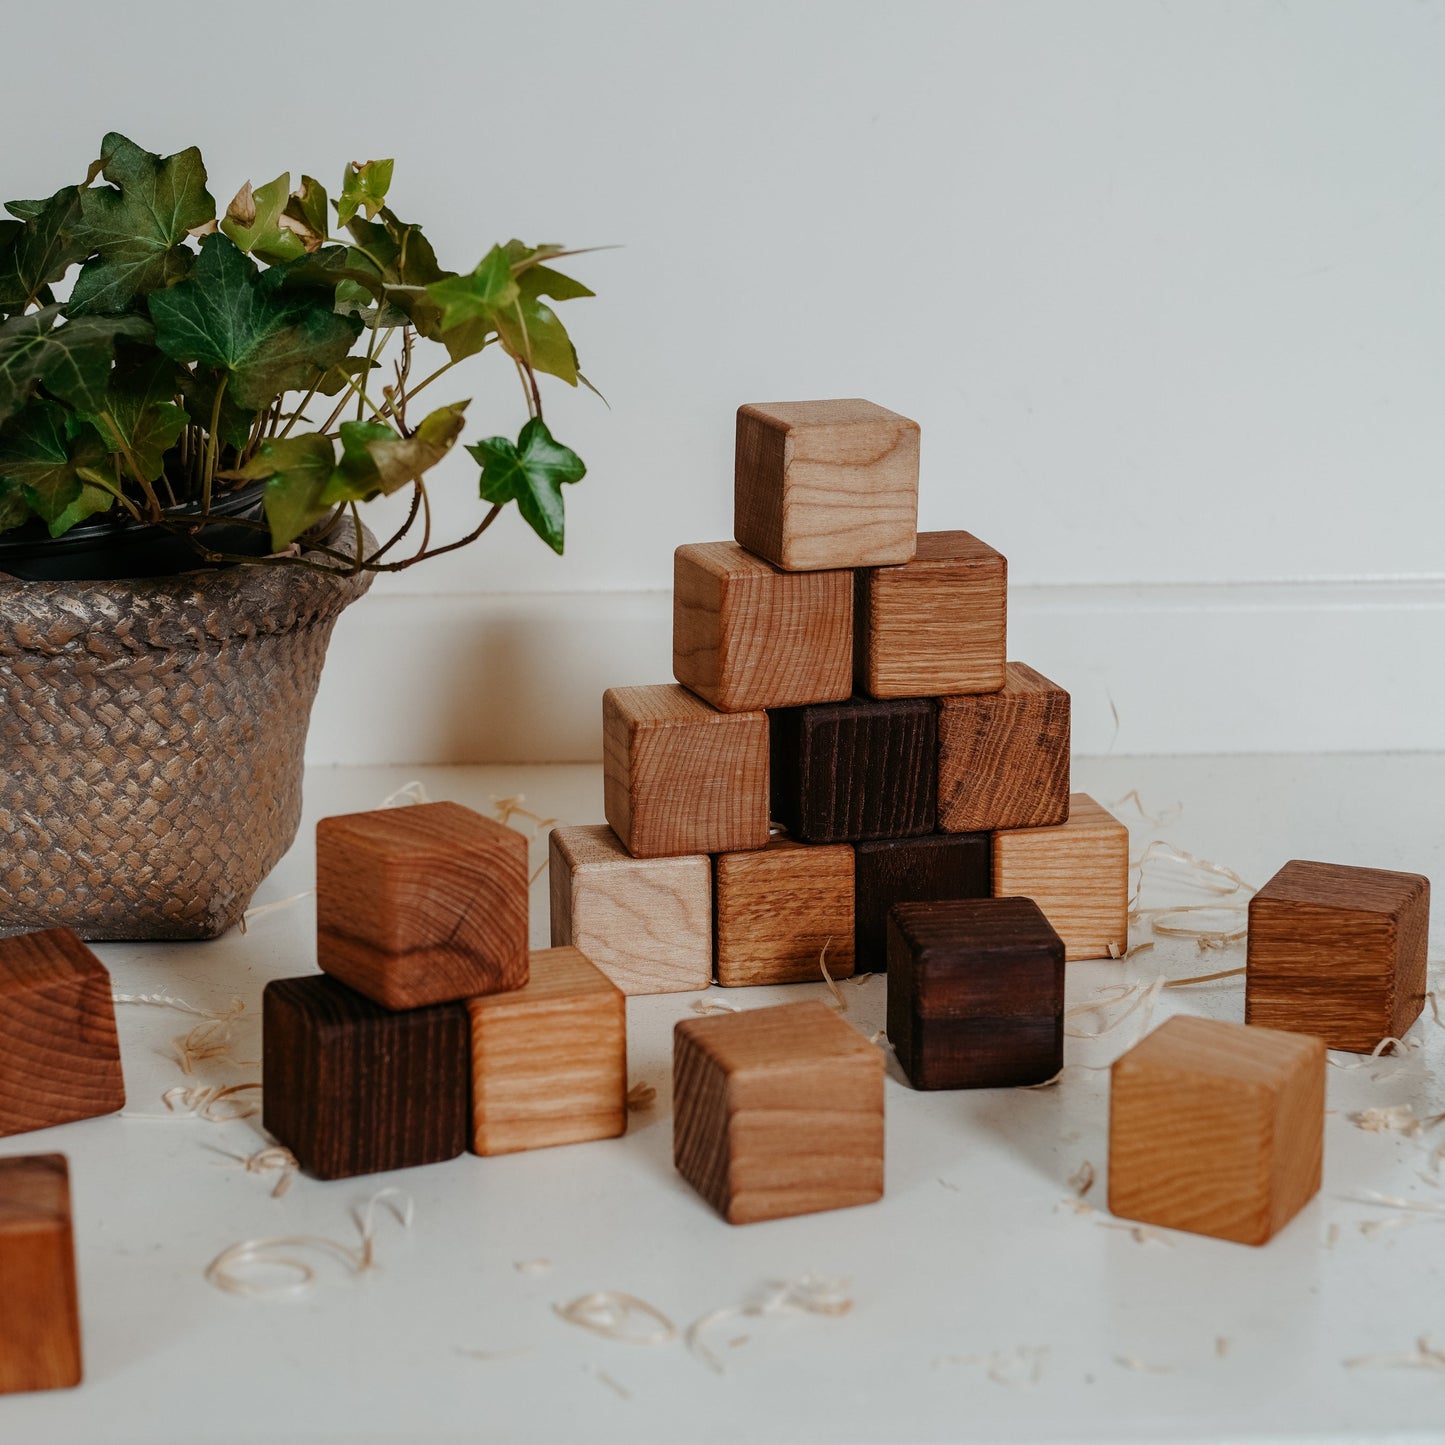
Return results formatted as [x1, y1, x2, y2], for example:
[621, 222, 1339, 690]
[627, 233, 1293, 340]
[854, 833, 991, 972]
[770, 696, 936, 844]
[468, 946, 626, 1156]
[0, 1154, 81, 1394]
[316, 801, 528, 1010]
[0, 928, 124, 1138]
[1246, 860, 1430, 1053]
[603, 684, 770, 857]
[673, 541, 852, 711]
[262, 974, 469, 1180]
[715, 839, 855, 987]
[855, 531, 1007, 698]
[673, 999, 884, 1224]
[549, 825, 712, 995]
[936, 662, 1070, 832]
[886, 898, 1064, 1089]
[992, 793, 1129, 961]
[734, 399, 919, 571]
[1109, 1015, 1325, 1246]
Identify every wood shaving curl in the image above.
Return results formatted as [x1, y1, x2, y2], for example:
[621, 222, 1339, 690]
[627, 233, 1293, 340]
[161, 1082, 263, 1122]
[686, 1275, 852, 1375]
[1345, 1336, 1445, 1372]
[689, 996, 741, 1016]
[1115, 1353, 1174, 1374]
[818, 939, 847, 1011]
[626, 1081, 658, 1112]
[1069, 1161, 1096, 1197]
[554, 1292, 677, 1346]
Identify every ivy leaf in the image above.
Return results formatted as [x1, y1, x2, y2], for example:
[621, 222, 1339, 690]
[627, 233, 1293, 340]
[0, 304, 151, 426]
[314, 355, 379, 397]
[0, 186, 87, 316]
[336, 159, 394, 227]
[46, 477, 117, 535]
[320, 419, 396, 505]
[491, 242, 592, 387]
[0, 477, 29, 532]
[86, 350, 187, 483]
[0, 401, 110, 536]
[428, 246, 518, 333]
[220, 174, 309, 265]
[234, 433, 336, 550]
[284, 176, 329, 246]
[469, 416, 585, 554]
[345, 209, 448, 334]
[319, 402, 467, 506]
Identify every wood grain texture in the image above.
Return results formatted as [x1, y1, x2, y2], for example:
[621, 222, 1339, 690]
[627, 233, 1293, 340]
[854, 833, 991, 973]
[603, 684, 770, 857]
[714, 839, 855, 987]
[855, 531, 1007, 698]
[0, 928, 124, 1138]
[1246, 859, 1431, 1053]
[672, 999, 884, 1224]
[468, 946, 626, 1156]
[936, 661, 1071, 833]
[262, 975, 469, 1181]
[316, 801, 528, 1010]
[991, 793, 1129, 962]
[770, 696, 936, 844]
[673, 541, 853, 711]
[0, 1154, 81, 1394]
[549, 825, 712, 995]
[1108, 1015, 1326, 1246]
[734, 399, 919, 571]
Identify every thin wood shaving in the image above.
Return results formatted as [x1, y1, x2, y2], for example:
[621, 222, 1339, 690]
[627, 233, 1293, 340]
[1115, 1354, 1174, 1374]
[161, 1082, 263, 1122]
[1344, 1336, 1445, 1372]
[1328, 1036, 1420, 1070]
[239, 890, 313, 930]
[1021, 1069, 1065, 1089]
[554, 1292, 677, 1346]
[215, 1144, 298, 1197]
[934, 1346, 1047, 1387]
[113, 991, 245, 1019]
[491, 794, 560, 835]
[626, 1081, 657, 1112]
[593, 1368, 632, 1400]
[380, 780, 432, 808]
[818, 939, 847, 1011]
[689, 996, 741, 1016]
[1097, 1220, 1173, 1247]
[1351, 1105, 1445, 1136]
[686, 1275, 852, 1375]
[1069, 1161, 1096, 1197]
[1338, 1190, 1445, 1218]
[457, 1346, 536, 1363]
[1215, 1336, 1230, 1359]
[514, 1258, 552, 1275]
[1109, 791, 1183, 827]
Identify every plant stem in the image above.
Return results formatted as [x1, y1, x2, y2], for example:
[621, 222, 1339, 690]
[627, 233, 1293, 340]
[202, 377, 228, 514]
[277, 379, 322, 441]
[361, 483, 422, 566]
[97, 411, 162, 521]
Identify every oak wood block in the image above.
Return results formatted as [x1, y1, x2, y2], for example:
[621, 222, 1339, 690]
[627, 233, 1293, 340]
[0, 928, 124, 1138]
[468, 946, 626, 1156]
[936, 662, 1070, 832]
[992, 793, 1129, 962]
[673, 999, 884, 1224]
[854, 833, 991, 972]
[734, 399, 919, 571]
[855, 531, 1007, 698]
[715, 839, 855, 987]
[316, 801, 528, 1010]
[770, 696, 936, 844]
[603, 684, 770, 857]
[1109, 1015, 1326, 1246]
[262, 975, 470, 1180]
[1246, 860, 1431, 1053]
[673, 541, 853, 712]
[0, 1154, 82, 1394]
[549, 825, 712, 995]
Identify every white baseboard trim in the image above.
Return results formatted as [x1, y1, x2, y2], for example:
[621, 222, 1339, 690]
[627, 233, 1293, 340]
[306, 579, 1445, 765]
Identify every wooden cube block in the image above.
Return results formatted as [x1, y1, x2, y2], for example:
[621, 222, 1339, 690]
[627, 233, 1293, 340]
[0, 928, 124, 1138]
[854, 833, 991, 972]
[887, 898, 1064, 1089]
[1109, 1015, 1325, 1245]
[734, 399, 919, 571]
[262, 975, 470, 1180]
[771, 697, 936, 844]
[317, 801, 528, 1010]
[1246, 860, 1431, 1053]
[603, 685, 770, 858]
[549, 825, 712, 995]
[936, 662, 1070, 832]
[468, 946, 626, 1156]
[673, 999, 884, 1224]
[992, 793, 1129, 961]
[673, 541, 853, 711]
[855, 531, 1007, 698]
[0, 1154, 81, 1394]
[715, 840, 855, 987]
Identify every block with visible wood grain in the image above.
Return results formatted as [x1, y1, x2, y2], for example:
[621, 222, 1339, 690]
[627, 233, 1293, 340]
[991, 793, 1129, 961]
[468, 946, 626, 1156]
[855, 530, 1007, 698]
[1108, 1015, 1325, 1246]
[262, 974, 470, 1180]
[854, 833, 991, 972]
[673, 999, 884, 1224]
[673, 541, 853, 712]
[0, 928, 124, 1139]
[603, 684, 770, 858]
[1246, 860, 1431, 1054]
[0, 1154, 82, 1394]
[936, 662, 1070, 833]
[734, 399, 919, 571]
[316, 801, 528, 1011]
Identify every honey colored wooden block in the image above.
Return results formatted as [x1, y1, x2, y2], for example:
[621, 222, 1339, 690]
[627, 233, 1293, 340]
[715, 839, 855, 987]
[854, 833, 991, 972]
[317, 801, 528, 1010]
[992, 793, 1128, 962]
[673, 999, 884, 1224]
[549, 825, 712, 995]
[1109, 1015, 1326, 1246]
[0, 1154, 82, 1394]
[1246, 860, 1431, 1054]
[0, 928, 124, 1138]
[603, 684, 770, 857]
[855, 531, 1007, 698]
[734, 399, 919, 571]
[936, 662, 1071, 833]
[468, 946, 626, 1156]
